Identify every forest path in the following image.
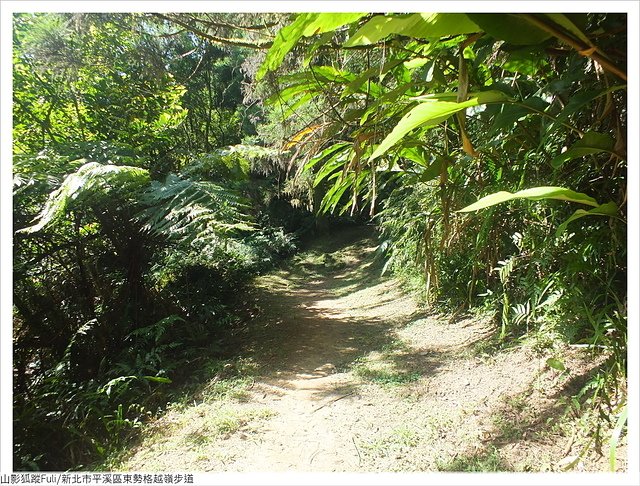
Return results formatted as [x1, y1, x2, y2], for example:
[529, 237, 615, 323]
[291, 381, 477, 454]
[117, 226, 619, 473]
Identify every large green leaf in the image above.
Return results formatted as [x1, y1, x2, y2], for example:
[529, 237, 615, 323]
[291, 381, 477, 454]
[257, 13, 367, 80]
[502, 48, 549, 76]
[310, 65, 357, 83]
[457, 186, 600, 213]
[544, 13, 592, 46]
[138, 174, 253, 244]
[345, 13, 479, 47]
[266, 65, 359, 107]
[304, 142, 352, 171]
[266, 81, 315, 105]
[369, 90, 509, 162]
[312, 148, 351, 187]
[468, 14, 552, 45]
[555, 202, 618, 237]
[320, 173, 355, 213]
[398, 146, 430, 167]
[551, 132, 616, 168]
[420, 157, 447, 182]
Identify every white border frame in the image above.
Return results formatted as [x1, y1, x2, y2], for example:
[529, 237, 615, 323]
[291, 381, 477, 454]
[1, 2, 638, 485]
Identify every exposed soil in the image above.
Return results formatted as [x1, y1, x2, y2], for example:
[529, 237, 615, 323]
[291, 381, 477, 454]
[116, 226, 627, 473]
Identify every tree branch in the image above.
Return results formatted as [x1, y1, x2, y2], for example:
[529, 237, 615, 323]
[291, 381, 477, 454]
[520, 14, 627, 82]
[153, 13, 273, 49]
[198, 14, 281, 32]
[155, 13, 383, 54]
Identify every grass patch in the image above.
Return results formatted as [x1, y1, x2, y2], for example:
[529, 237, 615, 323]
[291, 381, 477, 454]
[437, 447, 507, 472]
[181, 406, 275, 445]
[489, 394, 533, 441]
[360, 427, 421, 457]
[350, 344, 421, 386]
[106, 404, 275, 470]
[190, 357, 259, 402]
[355, 365, 421, 385]
[97, 356, 267, 470]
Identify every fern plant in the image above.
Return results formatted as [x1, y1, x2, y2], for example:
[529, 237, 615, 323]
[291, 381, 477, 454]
[137, 173, 253, 249]
[19, 161, 150, 233]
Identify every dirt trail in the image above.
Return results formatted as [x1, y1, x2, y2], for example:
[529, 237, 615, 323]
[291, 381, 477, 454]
[117, 226, 626, 473]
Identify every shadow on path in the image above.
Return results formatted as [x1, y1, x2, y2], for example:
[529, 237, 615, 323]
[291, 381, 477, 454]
[227, 225, 428, 385]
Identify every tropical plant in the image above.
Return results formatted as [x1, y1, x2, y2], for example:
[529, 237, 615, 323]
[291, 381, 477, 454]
[255, 10, 627, 432]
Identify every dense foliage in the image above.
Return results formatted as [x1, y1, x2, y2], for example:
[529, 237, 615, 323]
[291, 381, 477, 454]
[12, 11, 627, 471]
[253, 9, 627, 455]
[12, 13, 301, 470]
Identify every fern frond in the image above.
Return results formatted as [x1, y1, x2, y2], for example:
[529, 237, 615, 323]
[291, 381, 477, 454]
[19, 162, 150, 233]
[137, 174, 253, 247]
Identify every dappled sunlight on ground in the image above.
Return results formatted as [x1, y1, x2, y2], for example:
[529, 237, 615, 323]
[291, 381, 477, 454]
[115, 226, 626, 473]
